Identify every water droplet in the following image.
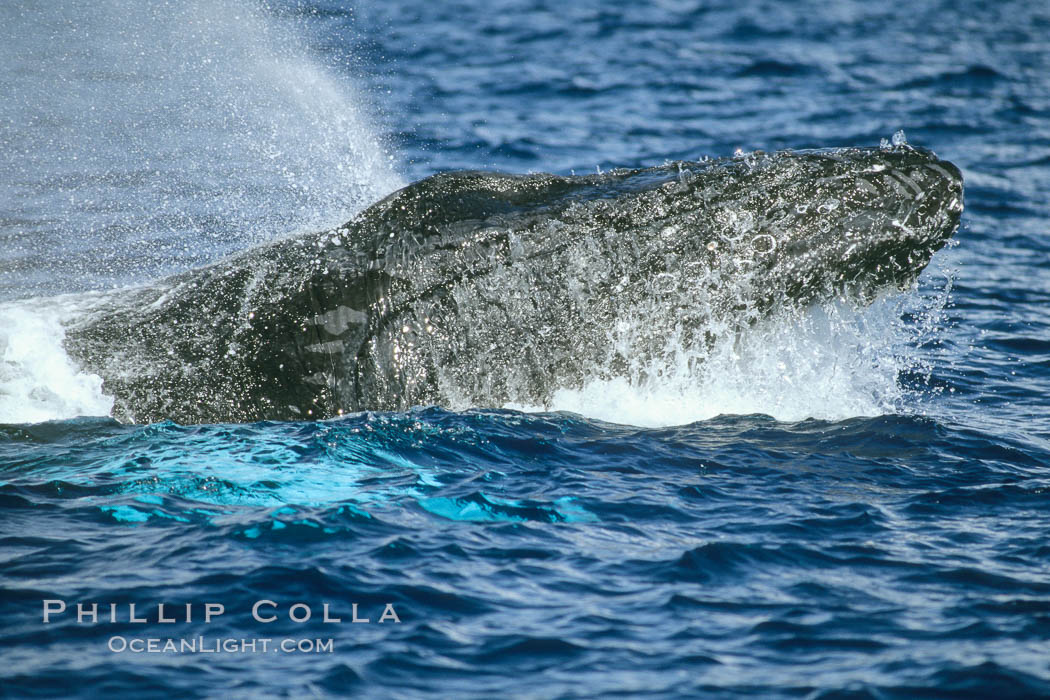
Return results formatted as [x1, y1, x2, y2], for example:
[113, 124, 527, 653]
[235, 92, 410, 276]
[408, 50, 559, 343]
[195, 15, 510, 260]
[750, 234, 777, 254]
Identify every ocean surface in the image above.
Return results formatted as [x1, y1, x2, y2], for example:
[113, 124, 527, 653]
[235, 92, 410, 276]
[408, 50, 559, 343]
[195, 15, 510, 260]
[2, 0, 1050, 697]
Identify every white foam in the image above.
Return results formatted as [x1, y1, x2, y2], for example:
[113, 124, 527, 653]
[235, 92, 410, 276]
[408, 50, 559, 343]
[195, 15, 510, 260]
[508, 291, 944, 427]
[0, 301, 114, 424]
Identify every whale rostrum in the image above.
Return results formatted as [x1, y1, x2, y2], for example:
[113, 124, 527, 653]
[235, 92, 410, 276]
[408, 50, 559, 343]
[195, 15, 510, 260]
[63, 145, 963, 424]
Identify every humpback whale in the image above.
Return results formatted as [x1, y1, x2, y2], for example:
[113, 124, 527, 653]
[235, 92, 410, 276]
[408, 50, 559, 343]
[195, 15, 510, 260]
[62, 145, 963, 424]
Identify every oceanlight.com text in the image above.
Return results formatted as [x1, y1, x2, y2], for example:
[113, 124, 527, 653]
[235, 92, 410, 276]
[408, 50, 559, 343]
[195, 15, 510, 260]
[107, 636, 334, 654]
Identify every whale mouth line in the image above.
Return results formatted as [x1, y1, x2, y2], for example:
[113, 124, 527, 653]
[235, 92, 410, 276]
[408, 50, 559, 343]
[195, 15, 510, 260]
[56, 144, 963, 425]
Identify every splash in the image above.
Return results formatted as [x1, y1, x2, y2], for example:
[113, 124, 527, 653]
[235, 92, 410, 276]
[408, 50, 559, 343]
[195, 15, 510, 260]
[0, 0, 403, 297]
[0, 300, 114, 423]
[505, 227, 958, 428]
[509, 285, 952, 427]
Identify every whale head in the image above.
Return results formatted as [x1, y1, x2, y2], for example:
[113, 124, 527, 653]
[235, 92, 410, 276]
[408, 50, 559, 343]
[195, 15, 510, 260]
[337, 144, 963, 411]
[685, 146, 963, 309]
[64, 144, 963, 422]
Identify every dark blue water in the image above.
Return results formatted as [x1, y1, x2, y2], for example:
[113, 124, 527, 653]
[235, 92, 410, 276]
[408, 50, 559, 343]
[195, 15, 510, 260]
[3, 0, 1050, 697]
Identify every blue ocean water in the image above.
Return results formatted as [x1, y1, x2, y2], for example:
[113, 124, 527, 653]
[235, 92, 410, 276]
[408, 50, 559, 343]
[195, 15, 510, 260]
[2, 0, 1050, 697]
